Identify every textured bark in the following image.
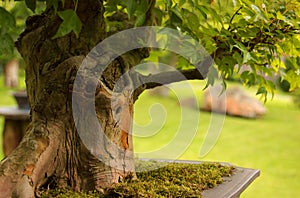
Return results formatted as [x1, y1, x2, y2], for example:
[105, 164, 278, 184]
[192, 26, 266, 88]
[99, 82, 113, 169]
[0, 0, 210, 196]
[0, 0, 151, 197]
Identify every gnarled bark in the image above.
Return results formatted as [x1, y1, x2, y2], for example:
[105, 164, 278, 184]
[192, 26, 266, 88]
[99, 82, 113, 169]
[0, 0, 150, 197]
[0, 0, 210, 196]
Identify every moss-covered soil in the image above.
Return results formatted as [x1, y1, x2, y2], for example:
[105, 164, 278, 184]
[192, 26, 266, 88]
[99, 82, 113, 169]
[41, 161, 234, 198]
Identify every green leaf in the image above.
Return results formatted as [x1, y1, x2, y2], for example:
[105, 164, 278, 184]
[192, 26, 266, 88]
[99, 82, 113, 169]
[240, 70, 256, 86]
[250, 4, 267, 22]
[61, 0, 65, 7]
[169, 6, 183, 28]
[256, 86, 267, 95]
[126, 0, 137, 19]
[180, 41, 197, 59]
[137, 0, 149, 13]
[153, 7, 164, 25]
[135, 13, 146, 26]
[177, 56, 193, 70]
[206, 6, 223, 25]
[233, 52, 243, 66]
[104, 0, 119, 13]
[0, 33, 14, 55]
[276, 11, 284, 21]
[256, 86, 268, 102]
[171, 5, 183, 21]
[144, 50, 162, 63]
[233, 41, 247, 53]
[197, 6, 208, 20]
[46, 0, 59, 12]
[25, 0, 36, 12]
[202, 38, 217, 54]
[182, 8, 199, 30]
[243, 52, 252, 63]
[52, 9, 82, 39]
[0, 7, 16, 30]
[179, 0, 186, 7]
[204, 65, 218, 89]
[133, 0, 149, 26]
[285, 70, 300, 91]
[167, 0, 172, 11]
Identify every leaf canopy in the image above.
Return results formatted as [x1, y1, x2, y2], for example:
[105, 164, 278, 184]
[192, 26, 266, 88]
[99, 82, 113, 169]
[0, 0, 299, 99]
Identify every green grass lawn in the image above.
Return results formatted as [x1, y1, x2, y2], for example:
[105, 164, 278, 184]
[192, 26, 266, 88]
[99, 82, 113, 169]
[133, 81, 300, 198]
[0, 76, 299, 197]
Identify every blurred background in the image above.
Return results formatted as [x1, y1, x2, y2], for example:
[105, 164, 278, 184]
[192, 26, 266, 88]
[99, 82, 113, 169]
[0, 1, 299, 197]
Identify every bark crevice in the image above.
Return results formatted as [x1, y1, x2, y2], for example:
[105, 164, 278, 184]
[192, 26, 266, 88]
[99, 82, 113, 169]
[0, 0, 159, 196]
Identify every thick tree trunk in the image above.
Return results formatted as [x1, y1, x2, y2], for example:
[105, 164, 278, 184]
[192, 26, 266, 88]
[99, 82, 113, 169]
[0, 1, 149, 197]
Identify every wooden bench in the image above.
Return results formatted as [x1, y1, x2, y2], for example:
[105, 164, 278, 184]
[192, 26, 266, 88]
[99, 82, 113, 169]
[0, 107, 30, 157]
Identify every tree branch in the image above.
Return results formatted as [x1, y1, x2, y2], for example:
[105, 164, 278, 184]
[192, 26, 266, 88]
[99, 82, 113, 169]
[142, 69, 205, 89]
[132, 68, 205, 101]
[132, 53, 212, 100]
[228, 6, 243, 30]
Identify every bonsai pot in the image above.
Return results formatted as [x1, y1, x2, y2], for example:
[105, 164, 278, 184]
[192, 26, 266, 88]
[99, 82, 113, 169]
[140, 159, 260, 198]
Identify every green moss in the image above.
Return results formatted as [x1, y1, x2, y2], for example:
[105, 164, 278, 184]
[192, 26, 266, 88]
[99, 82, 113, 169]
[41, 161, 234, 198]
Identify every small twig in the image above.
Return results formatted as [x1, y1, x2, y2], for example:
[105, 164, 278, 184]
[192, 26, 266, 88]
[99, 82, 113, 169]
[74, 0, 78, 12]
[228, 6, 243, 31]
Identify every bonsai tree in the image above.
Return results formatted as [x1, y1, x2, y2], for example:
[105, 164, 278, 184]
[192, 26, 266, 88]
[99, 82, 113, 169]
[0, 0, 299, 196]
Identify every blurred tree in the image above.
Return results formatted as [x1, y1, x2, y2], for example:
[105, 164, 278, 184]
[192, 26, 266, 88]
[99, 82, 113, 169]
[0, 2, 32, 64]
[0, 0, 299, 196]
[0, 1, 39, 87]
